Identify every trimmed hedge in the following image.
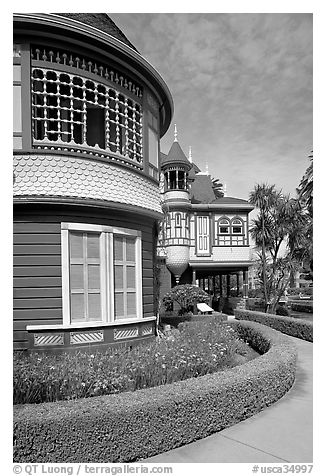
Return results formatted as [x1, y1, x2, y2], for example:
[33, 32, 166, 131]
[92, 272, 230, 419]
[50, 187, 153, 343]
[160, 312, 228, 328]
[234, 309, 313, 342]
[14, 321, 297, 463]
[290, 301, 313, 313]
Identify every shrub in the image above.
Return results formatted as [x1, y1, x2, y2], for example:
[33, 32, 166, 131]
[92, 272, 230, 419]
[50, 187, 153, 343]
[163, 284, 210, 315]
[221, 298, 234, 315]
[248, 288, 264, 298]
[234, 309, 313, 342]
[13, 321, 297, 463]
[14, 317, 248, 405]
[291, 302, 313, 313]
[276, 306, 289, 316]
[287, 287, 313, 297]
[247, 298, 265, 311]
[160, 312, 227, 328]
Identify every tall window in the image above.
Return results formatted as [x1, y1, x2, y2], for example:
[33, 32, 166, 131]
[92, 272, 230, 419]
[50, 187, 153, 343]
[69, 232, 102, 322]
[62, 224, 142, 325]
[31, 68, 143, 163]
[114, 236, 138, 319]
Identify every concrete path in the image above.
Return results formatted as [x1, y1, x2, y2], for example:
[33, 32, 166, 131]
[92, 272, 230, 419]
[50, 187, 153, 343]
[144, 333, 313, 463]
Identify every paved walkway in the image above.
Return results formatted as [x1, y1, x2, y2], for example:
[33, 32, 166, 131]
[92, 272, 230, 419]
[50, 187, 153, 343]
[144, 331, 313, 463]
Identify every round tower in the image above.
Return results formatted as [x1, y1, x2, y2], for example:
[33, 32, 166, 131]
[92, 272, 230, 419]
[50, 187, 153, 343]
[161, 126, 192, 283]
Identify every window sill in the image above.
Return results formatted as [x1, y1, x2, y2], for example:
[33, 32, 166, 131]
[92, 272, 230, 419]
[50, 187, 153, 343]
[26, 316, 156, 331]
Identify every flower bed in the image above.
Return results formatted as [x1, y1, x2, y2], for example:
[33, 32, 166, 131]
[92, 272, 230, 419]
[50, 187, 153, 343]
[14, 317, 248, 405]
[234, 309, 313, 342]
[14, 320, 297, 463]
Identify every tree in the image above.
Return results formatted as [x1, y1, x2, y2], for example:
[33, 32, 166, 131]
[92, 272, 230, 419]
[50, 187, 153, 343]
[249, 184, 306, 313]
[297, 151, 313, 217]
[211, 177, 224, 198]
[293, 152, 313, 278]
[249, 184, 278, 310]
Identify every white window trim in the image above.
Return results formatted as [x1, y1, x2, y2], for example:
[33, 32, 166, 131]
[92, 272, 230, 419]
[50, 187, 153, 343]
[61, 223, 142, 326]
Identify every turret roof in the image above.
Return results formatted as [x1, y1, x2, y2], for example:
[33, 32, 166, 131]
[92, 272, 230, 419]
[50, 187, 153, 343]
[161, 141, 191, 169]
[56, 13, 138, 52]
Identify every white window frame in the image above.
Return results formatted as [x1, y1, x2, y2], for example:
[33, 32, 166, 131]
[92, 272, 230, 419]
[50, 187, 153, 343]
[61, 223, 142, 326]
[231, 218, 243, 235]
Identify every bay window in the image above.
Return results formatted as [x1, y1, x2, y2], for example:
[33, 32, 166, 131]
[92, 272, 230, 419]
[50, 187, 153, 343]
[62, 223, 142, 325]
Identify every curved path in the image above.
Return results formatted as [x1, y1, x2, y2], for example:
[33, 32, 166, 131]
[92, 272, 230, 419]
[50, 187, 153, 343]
[144, 332, 313, 463]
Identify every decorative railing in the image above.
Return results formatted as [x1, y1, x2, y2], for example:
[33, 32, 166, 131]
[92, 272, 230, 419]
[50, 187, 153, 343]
[31, 46, 143, 99]
[31, 67, 143, 166]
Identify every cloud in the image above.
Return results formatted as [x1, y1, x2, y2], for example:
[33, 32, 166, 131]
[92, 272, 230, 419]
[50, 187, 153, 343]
[111, 13, 312, 199]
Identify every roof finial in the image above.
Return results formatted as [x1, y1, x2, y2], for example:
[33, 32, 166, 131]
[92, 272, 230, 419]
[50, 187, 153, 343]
[205, 162, 209, 175]
[188, 146, 192, 163]
[224, 183, 227, 197]
[174, 124, 178, 142]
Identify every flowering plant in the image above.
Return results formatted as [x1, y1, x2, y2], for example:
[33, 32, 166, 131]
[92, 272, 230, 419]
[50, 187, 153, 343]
[163, 284, 210, 315]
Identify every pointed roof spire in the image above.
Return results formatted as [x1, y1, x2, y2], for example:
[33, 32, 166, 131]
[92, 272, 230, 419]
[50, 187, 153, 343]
[174, 124, 178, 142]
[205, 163, 209, 175]
[188, 146, 192, 163]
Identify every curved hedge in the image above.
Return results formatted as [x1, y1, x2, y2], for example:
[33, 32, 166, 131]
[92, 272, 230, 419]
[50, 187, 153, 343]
[234, 309, 313, 342]
[14, 321, 297, 463]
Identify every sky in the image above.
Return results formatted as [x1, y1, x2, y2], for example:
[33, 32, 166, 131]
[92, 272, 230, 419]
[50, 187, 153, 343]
[110, 13, 312, 200]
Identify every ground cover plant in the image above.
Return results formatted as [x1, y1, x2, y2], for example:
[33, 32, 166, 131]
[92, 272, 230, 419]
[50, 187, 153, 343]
[14, 317, 256, 405]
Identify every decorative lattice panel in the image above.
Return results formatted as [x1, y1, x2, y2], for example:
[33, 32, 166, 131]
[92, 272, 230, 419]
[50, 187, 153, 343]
[70, 331, 104, 345]
[113, 327, 138, 340]
[141, 325, 153, 336]
[31, 67, 143, 164]
[34, 333, 64, 346]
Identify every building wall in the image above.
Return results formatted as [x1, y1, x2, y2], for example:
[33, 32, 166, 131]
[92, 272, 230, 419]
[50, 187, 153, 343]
[189, 246, 251, 262]
[13, 204, 156, 349]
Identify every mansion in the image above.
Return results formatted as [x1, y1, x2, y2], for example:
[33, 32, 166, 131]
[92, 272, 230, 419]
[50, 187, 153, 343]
[13, 13, 253, 351]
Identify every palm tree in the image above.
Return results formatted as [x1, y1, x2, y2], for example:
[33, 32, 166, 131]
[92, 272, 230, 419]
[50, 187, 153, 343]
[297, 151, 313, 217]
[211, 177, 224, 198]
[249, 184, 278, 310]
[249, 185, 307, 312]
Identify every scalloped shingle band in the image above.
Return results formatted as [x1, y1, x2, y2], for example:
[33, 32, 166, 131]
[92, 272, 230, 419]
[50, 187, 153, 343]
[13, 154, 161, 213]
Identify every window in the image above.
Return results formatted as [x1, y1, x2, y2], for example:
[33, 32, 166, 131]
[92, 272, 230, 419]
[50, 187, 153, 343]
[215, 216, 245, 246]
[114, 236, 138, 320]
[148, 128, 159, 170]
[175, 213, 181, 227]
[31, 68, 143, 163]
[232, 218, 243, 234]
[62, 224, 142, 325]
[218, 218, 230, 234]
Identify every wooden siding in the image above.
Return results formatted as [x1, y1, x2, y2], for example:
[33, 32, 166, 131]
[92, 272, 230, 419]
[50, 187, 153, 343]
[13, 205, 156, 349]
